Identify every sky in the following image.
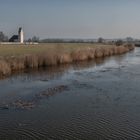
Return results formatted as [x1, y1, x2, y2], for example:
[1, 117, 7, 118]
[1, 0, 140, 39]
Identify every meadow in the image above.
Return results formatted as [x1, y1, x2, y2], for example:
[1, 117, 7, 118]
[0, 43, 114, 56]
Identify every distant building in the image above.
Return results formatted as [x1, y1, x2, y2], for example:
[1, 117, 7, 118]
[9, 27, 24, 43]
[9, 35, 18, 42]
[18, 27, 24, 43]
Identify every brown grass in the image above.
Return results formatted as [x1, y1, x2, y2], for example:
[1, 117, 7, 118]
[0, 60, 11, 77]
[0, 43, 135, 77]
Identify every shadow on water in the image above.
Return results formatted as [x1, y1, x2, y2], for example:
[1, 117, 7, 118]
[1, 49, 140, 140]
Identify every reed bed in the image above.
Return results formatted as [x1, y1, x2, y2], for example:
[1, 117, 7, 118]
[0, 43, 135, 77]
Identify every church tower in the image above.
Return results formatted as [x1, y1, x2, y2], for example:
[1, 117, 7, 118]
[18, 27, 24, 43]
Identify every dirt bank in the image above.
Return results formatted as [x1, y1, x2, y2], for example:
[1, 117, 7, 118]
[0, 43, 135, 78]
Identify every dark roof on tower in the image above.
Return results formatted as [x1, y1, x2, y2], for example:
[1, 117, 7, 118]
[18, 27, 22, 33]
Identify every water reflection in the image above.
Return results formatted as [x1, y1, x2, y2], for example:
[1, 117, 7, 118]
[5, 54, 127, 82]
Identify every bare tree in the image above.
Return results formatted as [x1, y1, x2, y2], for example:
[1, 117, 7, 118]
[27, 38, 32, 43]
[98, 37, 104, 43]
[126, 37, 133, 43]
[32, 36, 40, 43]
[0, 32, 8, 42]
[115, 40, 123, 46]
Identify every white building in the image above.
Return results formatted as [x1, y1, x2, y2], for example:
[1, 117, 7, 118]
[18, 27, 24, 43]
[9, 27, 24, 43]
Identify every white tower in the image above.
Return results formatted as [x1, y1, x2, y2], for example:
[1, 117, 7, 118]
[18, 27, 24, 43]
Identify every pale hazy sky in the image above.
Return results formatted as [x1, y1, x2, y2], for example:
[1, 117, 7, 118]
[1, 0, 140, 39]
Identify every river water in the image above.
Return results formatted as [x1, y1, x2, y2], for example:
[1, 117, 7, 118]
[0, 48, 140, 140]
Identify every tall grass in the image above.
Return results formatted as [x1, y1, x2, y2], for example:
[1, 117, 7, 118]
[0, 43, 135, 77]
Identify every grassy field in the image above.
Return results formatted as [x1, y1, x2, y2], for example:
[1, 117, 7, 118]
[0, 43, 113, 56]
[0, 43, 135, 77]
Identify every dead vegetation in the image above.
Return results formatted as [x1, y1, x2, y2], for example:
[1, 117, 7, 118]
[0, 43, 135, 78]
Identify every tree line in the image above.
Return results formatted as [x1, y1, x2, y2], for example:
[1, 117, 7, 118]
[0, 32, 8, 42]
[0, 30, 137, 45]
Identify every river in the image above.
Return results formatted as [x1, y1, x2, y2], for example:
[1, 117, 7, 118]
[0, 47, 140, 140]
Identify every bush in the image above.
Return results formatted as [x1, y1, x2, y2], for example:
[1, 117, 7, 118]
[115, 40, 123, 46]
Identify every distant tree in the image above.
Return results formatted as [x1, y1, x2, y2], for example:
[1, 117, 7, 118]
[32, 36, 40, 43]
[0, 32, 5, 42]
[27, 38, 32, 43]
[115, 40, 123, 46]
[126, 37, 133, 43]
[4, 36, 9, 42]
[98, 37, 104, 43]
[0, 32, 8, 42]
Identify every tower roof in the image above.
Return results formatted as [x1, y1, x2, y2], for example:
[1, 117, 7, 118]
[18, 27, 23, 33]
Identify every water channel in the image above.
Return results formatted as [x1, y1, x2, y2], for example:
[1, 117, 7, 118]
[0, 48, 140, 140]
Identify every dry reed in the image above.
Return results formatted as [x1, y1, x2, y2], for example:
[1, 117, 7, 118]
[0, 43, 135, 77]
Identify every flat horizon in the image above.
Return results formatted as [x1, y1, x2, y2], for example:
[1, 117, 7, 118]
[1, 0, 140, 39]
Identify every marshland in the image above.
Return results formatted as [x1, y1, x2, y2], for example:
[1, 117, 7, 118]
[2, 0, 140, 139]
[1, 45, 140, 139]
[0, 43, 134, 78]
